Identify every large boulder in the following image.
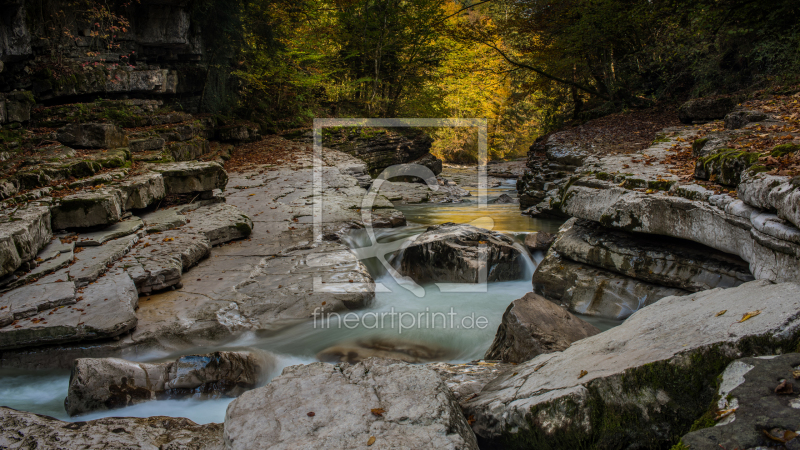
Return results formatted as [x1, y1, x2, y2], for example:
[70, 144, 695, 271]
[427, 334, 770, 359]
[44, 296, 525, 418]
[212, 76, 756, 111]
[724, 109, 770, 130]
[398, 223, 524, 283]
[695, 148, 759, 186]
[56, 123, 129, 149]
[552, 219, 754, 292]
[485, 293, 600, 363]
[224, 358, 478, 449]
[678, 96, 738, 124]
[465, 280, 800, 449]
[0, 407, 223, 449]
[324, 128, 436, 177]
[524, 231, 556, 252]
[65, 351, 264, 416]
[679, 353, 800, 450]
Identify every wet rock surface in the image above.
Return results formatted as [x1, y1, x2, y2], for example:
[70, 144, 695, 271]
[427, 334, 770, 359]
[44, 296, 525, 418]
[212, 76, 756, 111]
[485, 292, 600, 363]
[398, 223, 524, 284]
[65, 351, 266, 416]
[224, 358, 478, 449]
[466, 280, 800, 448]
[0, 407, 224, 450]
[428, 361, 515, 408]
[533, 250, 689, 319]
[523, 231, 555, 251]
[318, 338, 457, 364]
[679, 353, 800, 450]
[553, 218, 754, 292]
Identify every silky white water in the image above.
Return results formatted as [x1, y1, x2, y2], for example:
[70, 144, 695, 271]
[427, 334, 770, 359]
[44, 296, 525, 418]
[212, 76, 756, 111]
[0, 177, 620, 424]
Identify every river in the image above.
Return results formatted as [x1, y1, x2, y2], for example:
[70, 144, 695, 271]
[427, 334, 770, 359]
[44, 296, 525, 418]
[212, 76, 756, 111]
[0, 170, 621, 424]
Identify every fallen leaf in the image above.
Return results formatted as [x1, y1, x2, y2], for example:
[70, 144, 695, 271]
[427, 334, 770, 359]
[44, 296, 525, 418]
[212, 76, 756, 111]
[774, 380, 794, 395]
[793, 369, 800, 380]
[715, 310, 727, 317]
[578, 370, 588, 379]
[738, 310, 761, 323]
[714, 407, 737, 421]
[367, 436, 376, 446]
[307, 412, 315, 417]
[467, 415, 476, 425]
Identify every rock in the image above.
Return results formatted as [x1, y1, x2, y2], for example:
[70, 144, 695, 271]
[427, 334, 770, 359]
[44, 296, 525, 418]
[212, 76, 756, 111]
[739, 172, 800, 230]
[65, 351, 264, 416]
[533, 251, 689, 319]
[465, 280, 800, 448]
[129, 137, 166, 152]
[493, 193, 518, 204]
[0, 407, 224, 449]
[69, 233, 140, 287]
[51, 188, 123, 229]
[117, 173, 166, 210]
[0, 281, 75, 321]
[678, 96, 738, 124]
[116, 230, 210, 294]
[560, 180, 800, 284]
[0, 272, 138, 350]
[524, 231, 555, 252]
[167, 139, 212, 161]
[679, 353, 800, 450]
[182, 203, 253, 245]
[56, 123, 129, 149]
[691, 130, 741, 157]
[724, 109, 770, 129]
[318, 338, 456, 363]
[695, 148, 760, 186]
[75, 217, 143, 247]
[0, 2, 32, 62]
[0, 205, 52, 277]
[149, 161, 228, 194]
[411, 152, 444, 176]
[553, 219, 754, 292]
[428, 361, 516, 407]
[546, 145, 589, 166]
[325, 128, 436, 177]
[485, 293, 600, 363]
[398, 223, 524, 284]
[519, 189, 547, 209]
[140, 208, 188, 232]
[224, 358, 479, 449]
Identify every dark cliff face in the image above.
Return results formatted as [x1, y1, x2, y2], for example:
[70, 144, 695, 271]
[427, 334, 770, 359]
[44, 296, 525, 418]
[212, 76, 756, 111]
[324, 128, 441, 177]
[0, 0, 211, 110]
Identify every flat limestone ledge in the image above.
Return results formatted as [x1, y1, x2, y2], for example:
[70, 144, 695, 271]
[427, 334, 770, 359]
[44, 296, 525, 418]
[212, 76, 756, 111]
[182, 203, 254, 245]
[560, 179, 800, 283]
[148, 161, 229, 194]
[0, 273, 138, 351]
[0, 204, 52, 277]
[0, 407, 223, 450]
[552, 218, 754, 292]
[224, 358, 478, 450]
[465, 280, 800, 449]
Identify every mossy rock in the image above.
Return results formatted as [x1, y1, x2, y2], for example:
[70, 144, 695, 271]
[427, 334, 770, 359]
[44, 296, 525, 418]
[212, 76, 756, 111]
[770, 143, 800, 158]
[695, 149, 760, 187]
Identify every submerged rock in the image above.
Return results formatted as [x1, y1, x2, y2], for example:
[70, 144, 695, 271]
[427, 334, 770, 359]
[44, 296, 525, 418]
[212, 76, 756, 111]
[398, 223, 524, 283]
[465, 280, 800, 448]
[65, 351, 266, 416]
[224, 358, 478, 449]
[0, 407, 224, 449]
[485, 292, 600, 364]
[317, 338, 456, 364]
[679, 353, 800, 450]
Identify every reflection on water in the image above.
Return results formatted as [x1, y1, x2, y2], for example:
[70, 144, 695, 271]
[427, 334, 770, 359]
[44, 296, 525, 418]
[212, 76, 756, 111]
[0, 174, 618, 424]
[396, 177, 562, 233]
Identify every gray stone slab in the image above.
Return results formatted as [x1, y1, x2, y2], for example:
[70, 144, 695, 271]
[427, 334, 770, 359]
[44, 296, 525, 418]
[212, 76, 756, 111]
[69, 234, 139, 287]
[76, 217, 143, 247]
[0, 281, 76, 320]
[0, 205, 52, 277]
[140, 208, 188, 233]
[182, 203, 253, 245]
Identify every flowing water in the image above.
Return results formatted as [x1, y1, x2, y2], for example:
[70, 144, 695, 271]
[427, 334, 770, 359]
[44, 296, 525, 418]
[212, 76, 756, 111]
[0, 173, 621, 424]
